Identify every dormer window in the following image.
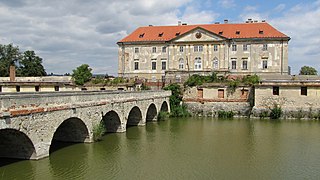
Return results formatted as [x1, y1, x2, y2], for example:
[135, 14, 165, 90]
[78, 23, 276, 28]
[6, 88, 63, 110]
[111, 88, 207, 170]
[158, 32, 163, 37]
[219, 31, 223, 35]
[236, 31, 240, 35]
[259, 30, 264, 34]
[175, 32, 180, 36]
[139, 33, 145, 38]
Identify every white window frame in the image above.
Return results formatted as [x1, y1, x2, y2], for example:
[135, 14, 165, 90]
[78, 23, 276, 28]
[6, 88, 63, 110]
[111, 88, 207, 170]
[134, 59, 139, 70]
[213, 45, 218, 51]
[194, 57, 202, 70]
[232, 44, 237, 51]
[134, 47, 139, 53]
[152, 47, 157, 53]
[243, 44, 248, 51]
[161, 59, 167, 70]
[262, 44, 268, 51]
[179, 58, 184, 70]
[151, 60, 157, 70]
[242, 59, 248, 70]
[179, 46, 184, 52]
[262, 60, 268, 69]
[231, 59, 237, 69]
[213, 57, 219, 69]
[162, 46, 166, 53]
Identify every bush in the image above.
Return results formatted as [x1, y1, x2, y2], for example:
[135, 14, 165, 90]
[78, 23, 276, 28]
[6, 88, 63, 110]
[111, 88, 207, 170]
[184, 72, 218, 87]
[92, 123, 106, 141]
[270, 105, 282, 119]
[218, 110, 234, 118]
[157, 111, 170, 120]
[170, 105, 191, 117]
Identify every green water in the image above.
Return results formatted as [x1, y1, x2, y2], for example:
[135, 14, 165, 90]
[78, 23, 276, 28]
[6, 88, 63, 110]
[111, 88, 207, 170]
[1, 118, 320, 180]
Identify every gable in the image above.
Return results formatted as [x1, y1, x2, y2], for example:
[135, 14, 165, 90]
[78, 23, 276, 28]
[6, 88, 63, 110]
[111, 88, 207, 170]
[172, 28, 225, 43]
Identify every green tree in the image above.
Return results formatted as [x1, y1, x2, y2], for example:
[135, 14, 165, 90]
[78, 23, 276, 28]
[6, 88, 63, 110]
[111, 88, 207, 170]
[72, 64, 92, 85]
[0, 44, 21, 76]
[18, 50, 47, 76]
[299, 66, 317, 75]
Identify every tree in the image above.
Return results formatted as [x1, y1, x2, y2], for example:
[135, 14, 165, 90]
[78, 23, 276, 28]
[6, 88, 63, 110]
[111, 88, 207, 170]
[0, 44, 21, 76]
[18, 50, 47, 76]
[299, 66, 317, 75]
[72, 64, 92, 85]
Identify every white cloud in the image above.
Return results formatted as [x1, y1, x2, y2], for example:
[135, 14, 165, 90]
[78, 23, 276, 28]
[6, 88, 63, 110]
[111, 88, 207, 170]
[274, 4, 286, 12]
[270, 1, 320, 74]
[218, 0, 236, 9]
[0, 0, 217, 75]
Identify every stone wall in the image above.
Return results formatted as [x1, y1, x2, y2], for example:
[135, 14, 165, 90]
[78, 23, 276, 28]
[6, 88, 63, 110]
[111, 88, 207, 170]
[185, 101, 252, 117]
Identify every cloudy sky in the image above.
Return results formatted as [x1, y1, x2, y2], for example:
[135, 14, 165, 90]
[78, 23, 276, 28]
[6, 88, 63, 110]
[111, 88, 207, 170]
[0, 0, 319, 75]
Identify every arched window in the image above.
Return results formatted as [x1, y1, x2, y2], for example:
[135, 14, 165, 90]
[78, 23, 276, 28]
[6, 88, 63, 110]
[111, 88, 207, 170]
[213, 57, 219, 69]
[194, 57, 202, 70]
[179, 58, 184, 70]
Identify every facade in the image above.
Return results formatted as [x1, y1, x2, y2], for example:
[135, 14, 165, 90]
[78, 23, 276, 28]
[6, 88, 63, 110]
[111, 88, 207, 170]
[252, 75, 320, 119]
[117, 20, 290, 83]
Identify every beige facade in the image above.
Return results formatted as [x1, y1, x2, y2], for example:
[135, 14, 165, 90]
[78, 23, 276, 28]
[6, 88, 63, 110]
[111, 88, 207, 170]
[118, 23, 290, 83]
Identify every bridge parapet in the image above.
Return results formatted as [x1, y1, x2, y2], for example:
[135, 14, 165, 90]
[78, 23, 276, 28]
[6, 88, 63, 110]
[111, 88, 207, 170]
[0, 90, 171, 117]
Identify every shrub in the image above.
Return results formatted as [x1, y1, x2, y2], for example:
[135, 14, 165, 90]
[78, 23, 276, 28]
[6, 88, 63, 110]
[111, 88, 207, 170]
[270, 105, 282, 119]
[218, 110, 234, 118]
[157, 111, 170, 120]
[170, 105, 191, 117]
[92, 123, 106, 142]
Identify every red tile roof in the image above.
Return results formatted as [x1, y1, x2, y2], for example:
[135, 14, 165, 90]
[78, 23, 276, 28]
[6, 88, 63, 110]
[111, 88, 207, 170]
[118, 22, 289, 43]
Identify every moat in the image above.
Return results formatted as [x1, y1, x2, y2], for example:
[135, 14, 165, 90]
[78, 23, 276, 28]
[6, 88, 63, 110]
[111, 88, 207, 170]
[1, 117, 320, 179]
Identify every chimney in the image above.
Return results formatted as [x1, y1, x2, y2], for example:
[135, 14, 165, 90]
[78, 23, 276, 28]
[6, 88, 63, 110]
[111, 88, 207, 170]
[10, 65, 16, 82]
[214, 22, 220, 24]
[262, 20, 266, 22]
[182, 23, 187, 25]
[224, 19, 228, 24]
[178, 21, 181, 26]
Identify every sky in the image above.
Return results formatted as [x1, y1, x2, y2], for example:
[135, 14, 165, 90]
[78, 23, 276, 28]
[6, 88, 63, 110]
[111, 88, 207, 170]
[0, 0, 319, 75]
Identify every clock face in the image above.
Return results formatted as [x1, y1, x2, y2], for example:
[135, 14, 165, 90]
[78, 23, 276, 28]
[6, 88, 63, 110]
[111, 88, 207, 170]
[195, 32, 202, 39]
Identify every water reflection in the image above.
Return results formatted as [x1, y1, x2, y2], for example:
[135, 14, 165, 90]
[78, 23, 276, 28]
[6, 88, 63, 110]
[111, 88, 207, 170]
[0, 118, 320, 179]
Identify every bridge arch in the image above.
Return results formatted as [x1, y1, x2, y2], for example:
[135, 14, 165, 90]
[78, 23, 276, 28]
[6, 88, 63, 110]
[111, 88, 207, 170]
[160, 101, 169, 112]
[146, 103, 158, 122]
[127, 106, 142, 127]
[0, 129, 36, 159]
[102, 110, 122, 133]
[50, 117, 89, 153]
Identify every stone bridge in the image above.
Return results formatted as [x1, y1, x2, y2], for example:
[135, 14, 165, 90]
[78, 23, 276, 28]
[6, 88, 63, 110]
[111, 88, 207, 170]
[0, 90, 171, 160]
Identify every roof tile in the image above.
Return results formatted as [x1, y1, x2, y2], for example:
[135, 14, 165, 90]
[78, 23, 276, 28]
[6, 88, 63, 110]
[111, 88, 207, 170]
[118, 22, 289, 43]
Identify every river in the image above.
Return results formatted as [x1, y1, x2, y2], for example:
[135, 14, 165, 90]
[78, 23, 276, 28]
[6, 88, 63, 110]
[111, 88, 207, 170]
[1, 118, 320, 179]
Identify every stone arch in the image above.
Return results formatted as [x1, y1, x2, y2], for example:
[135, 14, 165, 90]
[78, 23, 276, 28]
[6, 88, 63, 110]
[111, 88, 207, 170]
[213, 57, 219, 69]
[50, 117, 89, 153]
[160, 101, 169, 112]
[127, 106, 142, 127]
[102, 110, 121, 133]
[0, 129, 36, 160]
[146, 103, 158, 122]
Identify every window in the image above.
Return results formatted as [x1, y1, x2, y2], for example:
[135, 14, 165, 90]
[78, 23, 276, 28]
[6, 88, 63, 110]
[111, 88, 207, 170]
[194, 57, 202, 70]
[213, 57, 219, 69]
[162, 46, 166, 53]
[81, 88, 87, 91]
[301, 87, 307, 96]
[259, 30, 264, 34]
[139, 33, 145, 38]
[273, 86, 279, 95]
[134, 59, 139, 70]
[100, 88, 106, 91]
[175, 75, 181, 83]
[194, 45, 203, 52]
[54, 86, 59, 91]
[243, 44, 248, 51]
[151, 61, 156, 70]
[231, 60, 237, 69]
[213, 45, 218, 51]
[262, 60, 268, 69]
[179, 46, 184, 52]
[218, 89, 224, 98]
[152, 76, 156, 82]
[262, 44, 268, 51]
[198, 89, 203, 98]
[0, 86, 2, 92]
[219, 31, 223, 35]
[161, 61, 167, 70]
[179, 58, 184, 69]
[232, 44, 237, 51]
[16, 86, 20, 92]
[242, 60, 248, 70]
[134, 47, 139, 53]
[152, 47, 157, 53]
[162, 75, 166, 82]
[236, 31, 240, 35]
[35, 86, 40, 92]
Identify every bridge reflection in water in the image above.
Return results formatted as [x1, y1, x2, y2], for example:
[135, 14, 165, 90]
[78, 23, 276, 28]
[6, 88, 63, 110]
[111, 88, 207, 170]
[0, 90, 171, 160]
